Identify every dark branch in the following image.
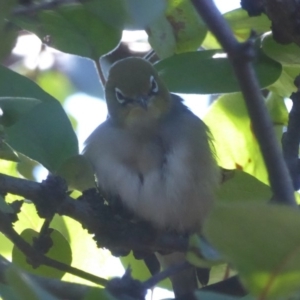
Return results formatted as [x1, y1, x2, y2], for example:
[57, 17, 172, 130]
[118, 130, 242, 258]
[191, 0, 296, 206]
[0, 172, 188, 254]
[0, 209, 107, 286]
[282, 79, 300, 190]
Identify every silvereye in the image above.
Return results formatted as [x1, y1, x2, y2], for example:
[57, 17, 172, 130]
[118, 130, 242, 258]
[83, 57, 220, 296]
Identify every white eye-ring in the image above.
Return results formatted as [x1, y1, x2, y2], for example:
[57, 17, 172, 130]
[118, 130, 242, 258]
[115, 88, 126, 104]
[150, 76, 159, 94]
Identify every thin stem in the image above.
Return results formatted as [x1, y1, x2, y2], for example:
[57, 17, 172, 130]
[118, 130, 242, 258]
[0, 210, 107, 286]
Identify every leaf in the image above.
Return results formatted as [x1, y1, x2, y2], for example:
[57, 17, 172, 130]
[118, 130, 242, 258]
[16, 153, 39, 181]
[147, 15, 177, 59]
[216, 170, 272, 203]
[12, 228, 72, 279]
[262, 34, 300, 66]
[265, 92, 288, 125]
[155, 50, 281, 94]
[0, 97, 41, 127]
[0, 283, 19, 300]
[83, 0, 165, 30]
[5, 266, 59, 300]
[84, 288, 116, 300]
[12, 5, 122, 60]
[203, 8, 271, 49]
[4, 101, 78, 172]
[203, 93, 268, 184]
[0, 141, 19, 162]
[0, 66, 54, 101]
[226, 9, 271, 41]
[204, 203, 300, 299]
[56, 154, 96, 191]
[148, 0, 207, 57]
[0, 67, 78, 171]
[269, 66, 299, 98]
[0, 0, 18, 61]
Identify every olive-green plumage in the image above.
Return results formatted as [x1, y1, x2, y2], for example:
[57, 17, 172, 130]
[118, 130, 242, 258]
[83, 57, 219, 296]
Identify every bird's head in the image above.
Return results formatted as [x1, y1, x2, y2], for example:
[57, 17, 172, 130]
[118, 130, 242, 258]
[105, 57, 171, 130]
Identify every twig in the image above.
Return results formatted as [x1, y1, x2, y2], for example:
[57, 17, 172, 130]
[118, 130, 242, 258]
[282, 79, 300, 190]
[0, 210, 107, 286]
[191, 0, 296, 206]
[13, 0, 79, 15]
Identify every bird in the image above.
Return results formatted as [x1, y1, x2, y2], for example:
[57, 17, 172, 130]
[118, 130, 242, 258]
[82, 57, 220, 297]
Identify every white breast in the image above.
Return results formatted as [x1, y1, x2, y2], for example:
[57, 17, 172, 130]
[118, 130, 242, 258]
[83, 117, 219, 232]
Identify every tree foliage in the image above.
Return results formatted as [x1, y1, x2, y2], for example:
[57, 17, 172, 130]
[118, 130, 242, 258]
[0, 0, 300, 300]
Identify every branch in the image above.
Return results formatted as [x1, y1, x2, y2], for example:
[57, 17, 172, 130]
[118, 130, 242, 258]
[0, 173, 188, 254]
[282, 81, 300, 190]
[0, 209, 107, 286]
[191, 0, 296, 206]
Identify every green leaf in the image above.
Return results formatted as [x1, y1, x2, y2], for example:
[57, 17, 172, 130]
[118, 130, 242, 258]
[84, 288, 116, 300]
[0, 97, 41, 127]
[12, 228, 72, 279]
[204, 203, 300, 299]
[56, 154, 96, 191]
[262, 34, 300, 66]
[203, 93, 268, 184]
[148, 0, 207, 57]
[5, 266, 59, 300]
[0, 66, 54, 101]
[0, 67, 78, 171]
[216, 170, 271, 203]
[83, 0, 165, 30]
[0, 141, 19, 162]
[12, 6, 121, 60]
[269, 65, 299, 98]
[265, 92, 288, 125]
[155, 50, 281, 94]
[4, 101, 78, 172]
[16, 153, 39, 181]
[147, 15, 177, 59]
[0, 283, 19, 300]
[0, 0, 18, 61]
[203, 8, 271, 49]
[226, 9, 270, 41]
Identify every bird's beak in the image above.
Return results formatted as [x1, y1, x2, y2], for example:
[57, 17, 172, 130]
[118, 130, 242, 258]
[136, 96, 149, 110]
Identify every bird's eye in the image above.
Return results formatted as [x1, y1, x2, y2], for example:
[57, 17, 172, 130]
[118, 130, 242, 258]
[115, 88, 126, 104]
[150, 76, 158, 94]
